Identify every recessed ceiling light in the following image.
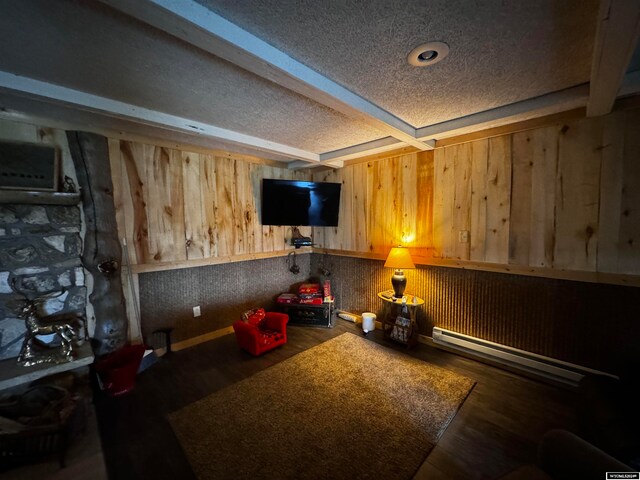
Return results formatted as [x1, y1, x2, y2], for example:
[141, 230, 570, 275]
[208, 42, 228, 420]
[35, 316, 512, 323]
[407, 42, 449, 67]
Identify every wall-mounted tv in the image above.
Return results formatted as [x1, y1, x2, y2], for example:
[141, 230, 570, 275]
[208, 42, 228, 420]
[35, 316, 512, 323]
[261, 179, 341, 226]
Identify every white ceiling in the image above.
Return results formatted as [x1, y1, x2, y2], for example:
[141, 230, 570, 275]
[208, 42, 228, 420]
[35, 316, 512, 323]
[0, 0, 639, 167]
[197, 0, 597, 127]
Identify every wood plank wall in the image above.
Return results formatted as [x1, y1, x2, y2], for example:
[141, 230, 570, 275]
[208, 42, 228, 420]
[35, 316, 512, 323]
[314, 153, 435, 258]
[313, 108, 640, 280]
[107, 140, 311, 267]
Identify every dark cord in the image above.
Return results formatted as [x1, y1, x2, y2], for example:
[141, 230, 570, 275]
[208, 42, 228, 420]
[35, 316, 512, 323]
[287, 251, 300, 274]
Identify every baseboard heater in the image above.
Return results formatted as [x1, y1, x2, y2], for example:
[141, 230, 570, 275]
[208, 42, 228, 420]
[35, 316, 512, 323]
[432, 327, 616, 386]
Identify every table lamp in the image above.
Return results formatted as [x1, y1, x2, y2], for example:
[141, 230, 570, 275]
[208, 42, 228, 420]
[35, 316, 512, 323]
[384, 246, 415, 298]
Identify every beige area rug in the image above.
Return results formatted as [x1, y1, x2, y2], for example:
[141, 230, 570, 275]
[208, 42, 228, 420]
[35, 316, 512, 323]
[169, 333, 475, 480]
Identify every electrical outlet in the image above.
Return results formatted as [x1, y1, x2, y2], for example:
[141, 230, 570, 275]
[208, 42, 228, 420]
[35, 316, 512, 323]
[459, 230, 470, 243]
[193, 306, 201, 317]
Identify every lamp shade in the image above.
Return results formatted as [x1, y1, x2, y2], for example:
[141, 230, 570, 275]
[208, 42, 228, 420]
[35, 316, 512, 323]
[384, 246, 415, 269]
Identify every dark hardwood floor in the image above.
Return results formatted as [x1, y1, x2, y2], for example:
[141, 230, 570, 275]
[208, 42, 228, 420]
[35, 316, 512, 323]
[93, 321, 578, 480]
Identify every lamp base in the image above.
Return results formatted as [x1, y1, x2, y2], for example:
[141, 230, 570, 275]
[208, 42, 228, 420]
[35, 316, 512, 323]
[391, 269, 407, 298]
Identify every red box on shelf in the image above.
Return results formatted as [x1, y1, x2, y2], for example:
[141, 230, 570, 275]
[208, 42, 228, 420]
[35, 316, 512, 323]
[276, 293, 299, 304]
[298, 297, 324, 305]
[298, 283, 320, 295]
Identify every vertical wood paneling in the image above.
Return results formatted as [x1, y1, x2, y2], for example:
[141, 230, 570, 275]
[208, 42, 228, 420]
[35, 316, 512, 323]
[470, 140, 489, 261]
[365, 162, 376, 252]
[182, 151, 208, 260]
[340, 166, 354, 250]
[120, 141, 151, 264]
[109, 107, 640, 278]
[145, 147, 185, 262]
[433, 147, 453, 258]
[233, 159, 252, 254]
[510, 126, 560, 268]
[200, 154, 218, 258]
[452, 143, 472, 260]
[598, 112, 625, 273]
[314, 114, 640, 277]
[249, 164, 264, 253]
[555, 118, 602, 271]
[214, 157, 236, 257]
[367, 159, 387, 253]
[400, 154, 417, 247]
[110, 140, 307, 266]
[388, 158, 403, 247]
[529, 127, 559, 268]
[379, 157, 397, 250]
[618, 109, 640, 273]
[415, 151, 434, 257]
[353, 162, 369, 252]
[168, 148, 186, 261]
[509, 132, 532, 265]
[485, 136, 511, 263]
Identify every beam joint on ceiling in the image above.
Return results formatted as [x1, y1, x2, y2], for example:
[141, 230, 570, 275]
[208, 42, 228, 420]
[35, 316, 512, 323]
[288, 159, 344, 170]
[0, 71, 321, 163]
[98, 0, 433, 151]
[320, 137, 432, 164]
[587, 0, 640, 117]
[312, 84, 592, 164]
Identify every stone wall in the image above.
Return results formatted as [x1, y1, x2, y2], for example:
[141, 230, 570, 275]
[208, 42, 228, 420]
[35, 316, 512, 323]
[0, 204, 86, 360]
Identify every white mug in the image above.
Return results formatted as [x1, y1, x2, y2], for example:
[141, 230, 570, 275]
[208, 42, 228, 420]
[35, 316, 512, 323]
[362, 312, 376, 334]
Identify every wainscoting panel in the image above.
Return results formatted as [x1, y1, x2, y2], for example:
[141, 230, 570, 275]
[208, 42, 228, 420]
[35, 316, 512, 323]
[139, 255, 311, 343]
[315, 254, 639, 374]
[139, 252, 638, 373]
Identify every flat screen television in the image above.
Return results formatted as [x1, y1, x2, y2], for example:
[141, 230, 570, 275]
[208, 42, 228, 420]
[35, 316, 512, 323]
[261, 179, 341, 226]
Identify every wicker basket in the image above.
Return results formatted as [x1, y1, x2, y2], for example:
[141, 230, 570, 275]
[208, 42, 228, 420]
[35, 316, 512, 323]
[0, 385, 77, 470]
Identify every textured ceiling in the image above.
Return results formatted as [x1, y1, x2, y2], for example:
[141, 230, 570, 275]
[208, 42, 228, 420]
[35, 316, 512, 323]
[0, 0, 622, 161]
[0, 0, 384, 153]
[197, 0, 600, 128]
[0, 93, 297, 164]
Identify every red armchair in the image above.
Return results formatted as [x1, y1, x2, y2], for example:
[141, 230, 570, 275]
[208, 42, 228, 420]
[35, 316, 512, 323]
[232, 310, 288, 356]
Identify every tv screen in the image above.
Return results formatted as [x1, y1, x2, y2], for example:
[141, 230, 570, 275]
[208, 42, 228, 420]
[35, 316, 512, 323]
[261, 179, 341, 226]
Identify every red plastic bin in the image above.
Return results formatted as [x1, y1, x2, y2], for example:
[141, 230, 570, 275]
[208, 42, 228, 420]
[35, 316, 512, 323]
[94, 344, 146, 396]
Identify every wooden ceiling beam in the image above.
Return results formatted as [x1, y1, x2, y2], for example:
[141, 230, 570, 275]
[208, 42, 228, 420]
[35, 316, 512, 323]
[317, 84, 590, 164]
[587, 0, 640, 117]
[319, 137, 405, 164]
[417, 84, 590, 140]
[98, 0, 433, 151]
[288, 159, 344, 170]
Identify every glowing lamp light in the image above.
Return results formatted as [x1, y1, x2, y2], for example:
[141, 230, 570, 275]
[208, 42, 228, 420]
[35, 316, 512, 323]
[384, 246, 415, 298]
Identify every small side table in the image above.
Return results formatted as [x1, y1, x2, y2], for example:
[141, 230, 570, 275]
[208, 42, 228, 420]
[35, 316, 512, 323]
[377, 292, 424, 347]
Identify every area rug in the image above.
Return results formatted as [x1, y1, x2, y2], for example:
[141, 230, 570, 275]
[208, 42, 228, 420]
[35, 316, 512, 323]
[169, 332, 475, 480]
